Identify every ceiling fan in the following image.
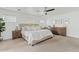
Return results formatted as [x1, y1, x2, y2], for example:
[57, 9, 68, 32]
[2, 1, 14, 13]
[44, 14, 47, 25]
[44, 7, 55, 15]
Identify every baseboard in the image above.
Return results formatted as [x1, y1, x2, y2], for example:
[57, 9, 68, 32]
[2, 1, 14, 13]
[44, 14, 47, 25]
[3, 38, 12, 41]
[67, 34, 79, 39]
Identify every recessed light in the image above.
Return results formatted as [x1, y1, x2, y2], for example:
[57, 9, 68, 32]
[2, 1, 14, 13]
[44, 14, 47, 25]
[17, 9, 21, 11]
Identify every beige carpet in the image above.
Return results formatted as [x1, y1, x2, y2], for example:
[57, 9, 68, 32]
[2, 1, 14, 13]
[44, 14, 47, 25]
[0, 35, 79, 52]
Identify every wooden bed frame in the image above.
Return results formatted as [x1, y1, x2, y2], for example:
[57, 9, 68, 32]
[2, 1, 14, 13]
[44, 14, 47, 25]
[32, 37, 53, 46]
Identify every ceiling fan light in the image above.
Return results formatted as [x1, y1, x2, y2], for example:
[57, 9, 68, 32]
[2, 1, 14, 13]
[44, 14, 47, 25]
[17, 9, 21, 11]
[45, 12, 47, 15]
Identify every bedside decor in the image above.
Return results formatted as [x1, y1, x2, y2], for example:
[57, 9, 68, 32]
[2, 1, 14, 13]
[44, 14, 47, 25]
[0, 18, 5, 41]
[15, 24, 19, 30]
[51, 27, 66, 36]
[12, 30, 22, 39]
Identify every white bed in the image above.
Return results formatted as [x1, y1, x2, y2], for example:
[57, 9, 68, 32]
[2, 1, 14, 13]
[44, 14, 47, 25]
[20, 24, 53, 45]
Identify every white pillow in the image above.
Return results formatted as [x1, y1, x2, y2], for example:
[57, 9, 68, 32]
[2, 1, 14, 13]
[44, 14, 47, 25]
[22, 27, 27, 31]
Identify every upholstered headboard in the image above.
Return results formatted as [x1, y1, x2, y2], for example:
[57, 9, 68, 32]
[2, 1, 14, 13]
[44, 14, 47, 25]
[19, 24, 41, 30]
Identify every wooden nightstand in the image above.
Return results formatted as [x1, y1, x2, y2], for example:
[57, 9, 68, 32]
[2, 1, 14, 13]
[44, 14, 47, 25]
[12, 30, 22, 39]
[51, 27, 66, 36]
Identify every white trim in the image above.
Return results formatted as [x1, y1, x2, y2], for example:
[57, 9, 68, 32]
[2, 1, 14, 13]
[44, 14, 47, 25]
[67, 34, 79, 39]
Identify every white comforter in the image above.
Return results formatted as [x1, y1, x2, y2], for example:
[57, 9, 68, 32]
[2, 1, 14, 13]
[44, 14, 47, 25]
[21, 29, 53, 45]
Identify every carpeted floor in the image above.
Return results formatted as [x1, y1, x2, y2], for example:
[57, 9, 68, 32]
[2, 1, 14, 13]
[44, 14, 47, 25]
[0, 35, 79, 52]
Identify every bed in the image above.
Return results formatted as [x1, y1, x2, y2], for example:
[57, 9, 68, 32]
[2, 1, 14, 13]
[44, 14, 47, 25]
[20, 24, 53, 46]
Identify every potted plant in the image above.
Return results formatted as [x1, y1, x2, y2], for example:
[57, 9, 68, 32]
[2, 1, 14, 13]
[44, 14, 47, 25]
[0, 18, 5, 41]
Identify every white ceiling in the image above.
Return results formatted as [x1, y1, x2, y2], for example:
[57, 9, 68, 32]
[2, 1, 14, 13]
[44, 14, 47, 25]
[1, 7, 79, 16]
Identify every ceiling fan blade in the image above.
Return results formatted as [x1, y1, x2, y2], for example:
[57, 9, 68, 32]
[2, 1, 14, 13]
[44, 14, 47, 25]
[46, 9, 55, 12]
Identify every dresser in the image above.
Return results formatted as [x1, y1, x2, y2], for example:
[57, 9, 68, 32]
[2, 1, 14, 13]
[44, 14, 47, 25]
[51, 27, 66, 36]
[12, 30, 22, 39]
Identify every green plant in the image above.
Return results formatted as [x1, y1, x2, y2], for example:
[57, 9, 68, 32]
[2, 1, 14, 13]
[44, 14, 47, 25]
[0, 18, 5, 37]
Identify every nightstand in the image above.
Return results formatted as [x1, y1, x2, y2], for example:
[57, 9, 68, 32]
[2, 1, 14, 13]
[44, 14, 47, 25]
[12, 30, 22, 39]
[51, 27, 66, 36]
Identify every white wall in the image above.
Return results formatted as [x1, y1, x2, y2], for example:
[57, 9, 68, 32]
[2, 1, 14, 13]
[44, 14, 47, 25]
[52, 11, 79, 38]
